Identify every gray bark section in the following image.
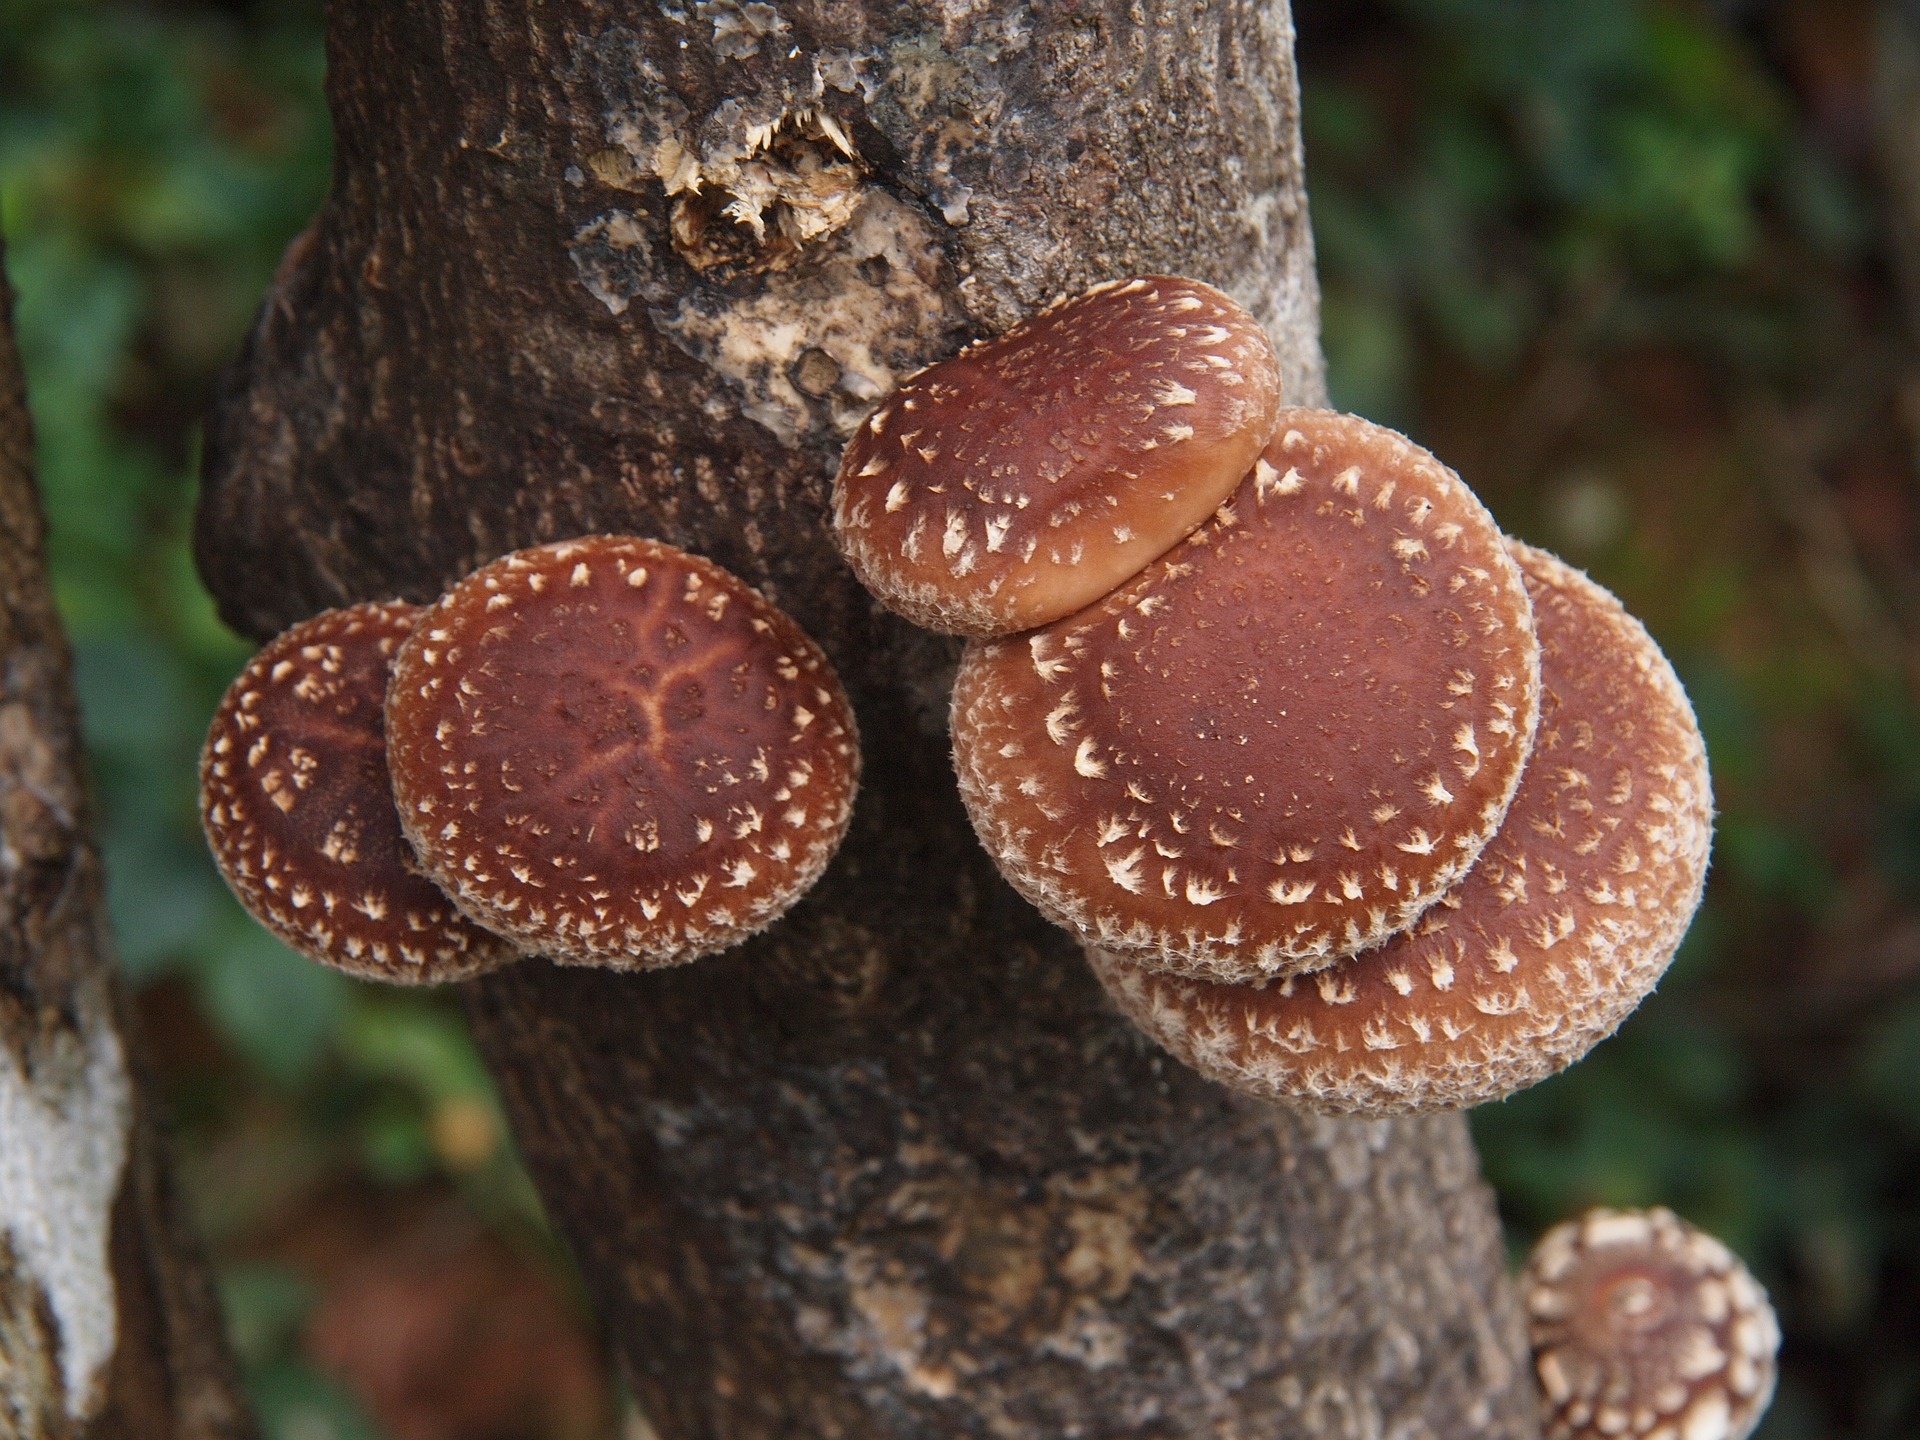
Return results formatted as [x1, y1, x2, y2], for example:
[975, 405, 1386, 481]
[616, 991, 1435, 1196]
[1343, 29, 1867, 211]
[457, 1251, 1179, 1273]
[197, 2, 1539, 1434]
[0, 246, 254, 1437]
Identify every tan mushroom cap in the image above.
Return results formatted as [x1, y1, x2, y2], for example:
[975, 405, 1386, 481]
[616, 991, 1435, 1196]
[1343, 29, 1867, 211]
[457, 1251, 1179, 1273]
[1086, 543, 1712, 1113]
[199, 602, 519, 984]
[1522, 1207, 1779, 1440]
[385, 537, 860, 969]
[832, 275, 1283, 636]
[953, 409, 1540, 980]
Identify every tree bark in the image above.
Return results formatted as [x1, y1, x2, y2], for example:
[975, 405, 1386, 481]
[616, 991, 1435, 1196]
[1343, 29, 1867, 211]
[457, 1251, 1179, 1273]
[1878, 0, 1920, 343]
[197, 2, 1540, 1435]
[0, 248, 255, 1436]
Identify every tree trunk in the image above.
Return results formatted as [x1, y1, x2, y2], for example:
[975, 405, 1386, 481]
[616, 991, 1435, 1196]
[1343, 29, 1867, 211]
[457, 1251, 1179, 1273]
[197, 3, 1540, 1435]
[0, 248, 255, 1436]
[1878, 0, 1920, 344]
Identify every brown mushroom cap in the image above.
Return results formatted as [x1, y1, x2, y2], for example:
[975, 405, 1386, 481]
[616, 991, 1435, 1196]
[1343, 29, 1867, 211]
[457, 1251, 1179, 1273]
[1522, 1207, 1779, 1440]
[199, 602, 519, 984]
[385, 536, 860, 969]
[1085, 542, 1712, 1112]
[952, 409, 1540, 980]
[832, 275, 1283, 636]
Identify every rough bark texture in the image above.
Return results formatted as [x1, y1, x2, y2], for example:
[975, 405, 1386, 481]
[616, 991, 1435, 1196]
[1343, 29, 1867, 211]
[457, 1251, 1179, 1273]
[0, 249, 255, 1437]
[1878, 1, 1920, 341]
[196, 2, 1540, 1435]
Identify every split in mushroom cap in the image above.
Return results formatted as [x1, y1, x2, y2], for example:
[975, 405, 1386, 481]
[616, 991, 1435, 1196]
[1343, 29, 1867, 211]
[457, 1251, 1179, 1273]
[199, 601, 519, 984]
[832, 275, 1283, 636]
[1086, 542, 1712, 1113]
[952, 409, 1541, 980]
[1522, 1207, 1778, 1440]
[385, 537, 860, 969]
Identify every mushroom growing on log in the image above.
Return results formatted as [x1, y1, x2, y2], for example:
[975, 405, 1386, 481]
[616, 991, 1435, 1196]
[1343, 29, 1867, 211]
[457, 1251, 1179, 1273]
[1085, 542, 1713, 1115]
[1522, 1208, 1778, 1440]
[200, 600, 520, 984]
[194, 2, 1541, 1434]
[385, 536, 860, 969]
[951, 408, 1541, 979]
[831, 275, 1282, 636]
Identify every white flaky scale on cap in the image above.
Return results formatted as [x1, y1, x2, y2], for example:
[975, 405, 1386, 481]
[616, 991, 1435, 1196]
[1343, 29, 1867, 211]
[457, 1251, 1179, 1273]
[1522, 1207, 1779, 1440]
[953, 409, 1541, 981]
[832, 275, 1283, 636]
[1085, 542, 1713, 1113]
[199, 601, 519, 984]
[384, 536, 860, 968]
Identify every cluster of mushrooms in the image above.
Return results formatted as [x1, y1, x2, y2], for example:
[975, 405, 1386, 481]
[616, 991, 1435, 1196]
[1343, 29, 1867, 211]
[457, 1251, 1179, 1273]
[200, 536, 861, 983]
[835, 275, 1713, 1121]
[198, 275, 1775, 1440]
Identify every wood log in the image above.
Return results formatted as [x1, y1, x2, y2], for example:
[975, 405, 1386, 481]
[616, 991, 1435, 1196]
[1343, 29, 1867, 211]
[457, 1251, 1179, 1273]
[197, 3, 1540, 1434]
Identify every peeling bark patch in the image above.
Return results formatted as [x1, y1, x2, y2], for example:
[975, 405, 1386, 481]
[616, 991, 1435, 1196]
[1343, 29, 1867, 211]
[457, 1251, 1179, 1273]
[665, 105, 866, 274]
[777, 1153, 1153, 1411]
[573, 26, 689, 179]
[660, 191, 965, 443]
[0, 983, 131, 1419]
[817, 48, 879, 102]
[561, 26, 966, 440]
[571, 211, 654, 316]
[873, 29, 1011, 230]
[696, 0, 790, 60]
[571, 28, 871, 280]
[846, 1264, 956, 1398]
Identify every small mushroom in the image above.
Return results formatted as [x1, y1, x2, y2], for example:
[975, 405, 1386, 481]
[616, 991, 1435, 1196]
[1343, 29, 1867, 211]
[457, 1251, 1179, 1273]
[1522, 1207, 1779, 1440]
[385, 536, 860, 969]
[199, 601, 518, 984]
[832, 275, 1283, 637]
[1085, 542, 1711, 1113]
[952, 409, 1540, 980]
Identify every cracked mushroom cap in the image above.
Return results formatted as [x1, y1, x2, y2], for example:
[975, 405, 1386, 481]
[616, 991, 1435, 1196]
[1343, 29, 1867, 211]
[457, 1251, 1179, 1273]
[832, 275, 1283, 636]
[1522, 1208, 1779, 1440]
[385, 537, 860, 969]
[952, 409, 1540, 980]
[1085, 543, 1712, 1113]
[199, 602, 518, 984]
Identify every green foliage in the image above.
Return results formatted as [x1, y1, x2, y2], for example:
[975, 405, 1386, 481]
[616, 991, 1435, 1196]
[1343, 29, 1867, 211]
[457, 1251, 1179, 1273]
[222, 1263, 384, 1440]
[1310, 0, 1807, 420]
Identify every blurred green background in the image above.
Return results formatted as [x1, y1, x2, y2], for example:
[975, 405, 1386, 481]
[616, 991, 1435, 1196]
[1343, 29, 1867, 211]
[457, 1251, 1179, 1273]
[3, 0, 1918, 1434]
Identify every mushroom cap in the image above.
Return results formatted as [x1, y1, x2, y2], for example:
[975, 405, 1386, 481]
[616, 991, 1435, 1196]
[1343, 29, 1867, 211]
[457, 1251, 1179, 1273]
[1522, 1207, 1779, 1440]
[832, 275, 1283, 637]
[385, 536, 860, 969]
[1085, 542, 1712, 1113]
[952, 409, 1540, 979]
[199, 601, 519, 984]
